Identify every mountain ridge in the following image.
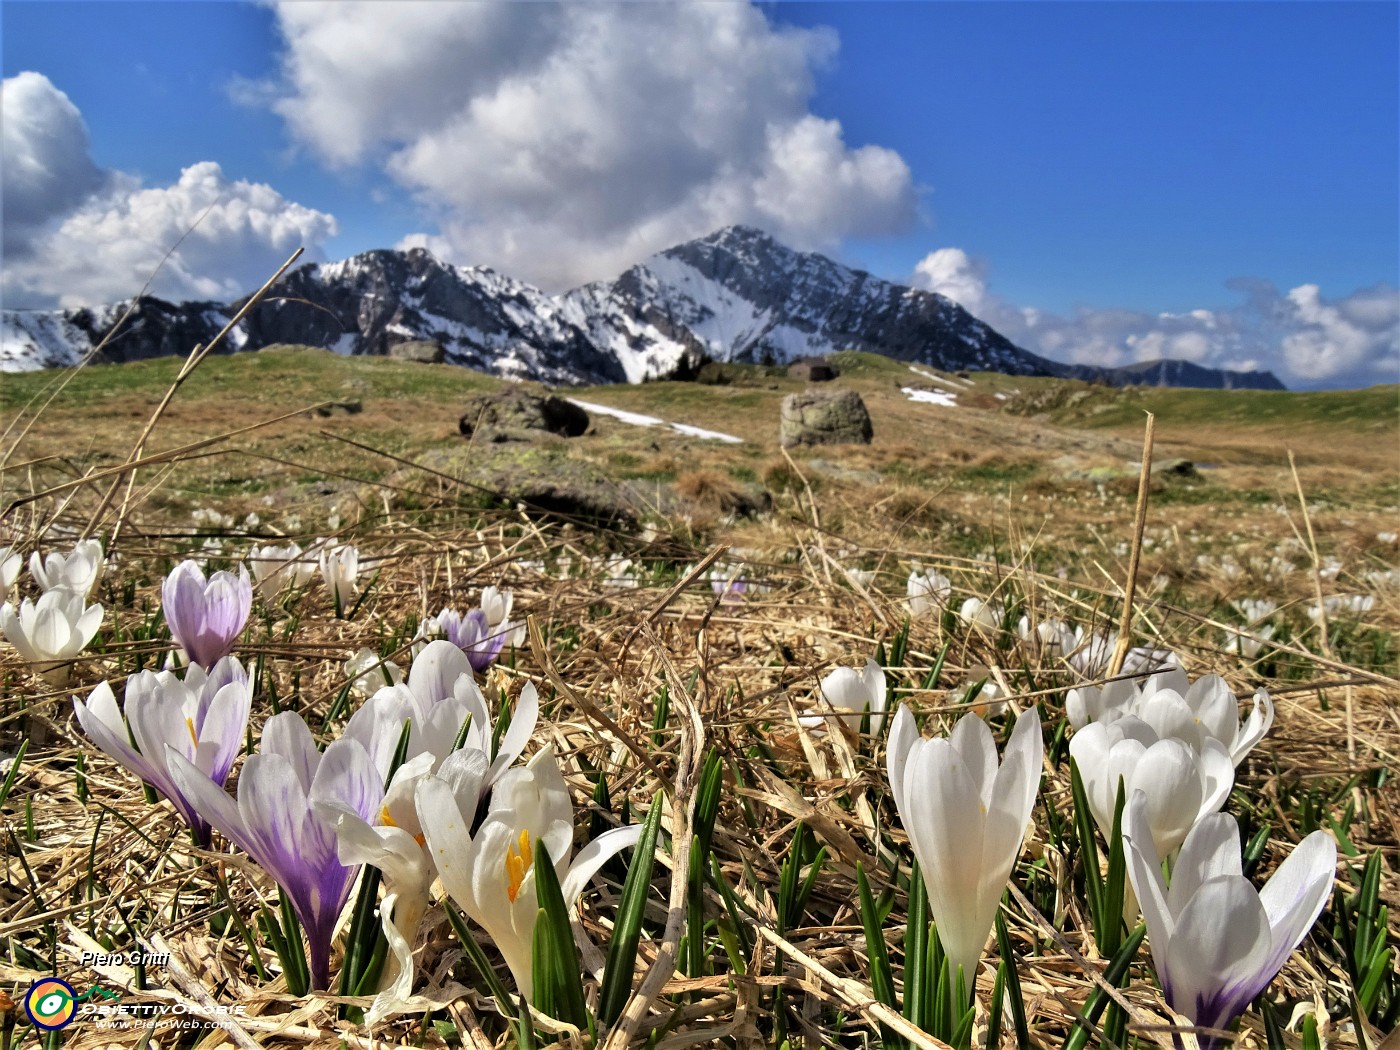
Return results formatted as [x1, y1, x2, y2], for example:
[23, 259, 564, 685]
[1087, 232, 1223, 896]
[0, 225, 1286, 390]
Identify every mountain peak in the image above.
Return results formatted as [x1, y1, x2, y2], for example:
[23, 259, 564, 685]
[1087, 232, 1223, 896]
[1, 227, 1287, 391]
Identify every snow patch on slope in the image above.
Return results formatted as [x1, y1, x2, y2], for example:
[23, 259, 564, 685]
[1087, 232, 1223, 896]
[567, 398, 743, 443]
[903, 387, 959, 408]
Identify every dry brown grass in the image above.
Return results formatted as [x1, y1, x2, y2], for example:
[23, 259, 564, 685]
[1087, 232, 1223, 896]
[0, 348, 1396, 1049]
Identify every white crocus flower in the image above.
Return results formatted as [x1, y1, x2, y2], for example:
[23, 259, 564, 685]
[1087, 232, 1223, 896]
[479, 586, 513, 627]
[1066, 627, 1180, 679]
[416, 747, 644, 1003]
[330, 644, 539, 1019]
[0, 547, 20, 604]
[478, 586, 526, 649]
[887, 704, 1042, 999]
[846, 567, 877, 589]
[319, 542, 360, 611]
[906, 568, 951, 616]
[1069, 716, 1233, 859]
[1133, 670, 1275, 767]
[958, 597, 1004, 630]
[324, 748, 487, 1023]
[409, 615, 443, 660]
[1016, 616, 1076, 657]
[1224, 625, 1275, 659]
[247, 542, 316, 600]
[953, 664, 1007, 719]
[345, 640, 537, 790]
[0, 588, 103, 684]
[601, 557, 639, 589]
[801, 658, 887, 734]
[1231, 598, 1279, 625]
[29, 538, 104, 598]
[1124, 790, 1336, 1050]
[345, 648, 404, 698]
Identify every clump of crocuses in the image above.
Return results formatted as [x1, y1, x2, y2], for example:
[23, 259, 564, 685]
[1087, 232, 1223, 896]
[74, 657, 252, 846]
[162, 560, 252, 668]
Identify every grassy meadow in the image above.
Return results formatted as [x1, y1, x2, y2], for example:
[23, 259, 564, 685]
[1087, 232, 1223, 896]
[0, 344, 1396, 1049]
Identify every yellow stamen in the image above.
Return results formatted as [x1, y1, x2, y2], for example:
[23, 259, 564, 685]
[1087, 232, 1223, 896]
[504, 830, 534, 903]
[186, 717, 198, 748]
[379, 805, 426, 846]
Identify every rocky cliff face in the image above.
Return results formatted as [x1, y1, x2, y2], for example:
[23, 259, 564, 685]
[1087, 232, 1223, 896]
[559, 225, 1061, 382]
[0, 226, 1286, 390]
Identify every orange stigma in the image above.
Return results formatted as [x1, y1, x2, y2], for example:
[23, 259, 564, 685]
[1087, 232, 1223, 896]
[504, 829, 533, 903]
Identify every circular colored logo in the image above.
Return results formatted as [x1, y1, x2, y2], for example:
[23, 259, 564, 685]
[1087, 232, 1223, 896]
[25, 978, 77, 1031]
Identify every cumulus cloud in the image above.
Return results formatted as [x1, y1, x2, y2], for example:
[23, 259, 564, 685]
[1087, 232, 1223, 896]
[2, 72, 108, 258]
[1281, 283, 1399, 381]
[913, 248, 990, 316]
[912, 248, 1399, 388]
[263, 2, 916, 289]
[2, 72, 338, 309]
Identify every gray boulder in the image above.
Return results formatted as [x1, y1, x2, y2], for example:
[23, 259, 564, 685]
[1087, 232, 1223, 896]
[458, 388, 590, 440]
[389, 339, 445, 363]
[414, 443, 637, 527]
[779, 389, 873, 448]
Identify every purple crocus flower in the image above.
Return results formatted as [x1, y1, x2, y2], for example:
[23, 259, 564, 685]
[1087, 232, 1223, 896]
[434, 607, 505, 672]
[73, 656, 251, 846]
[1124, 789, 1336, 1049]
[168, 711, 383, 990]
[162, 560, 252, 668]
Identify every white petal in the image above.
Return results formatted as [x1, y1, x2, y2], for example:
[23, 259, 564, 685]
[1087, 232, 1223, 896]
[1186, 676, 1239, 749]
[948, 711, 998, 804]
[73, 682, 144, 774]
[487, 681, 539, 787]
[1163, 876, 1272, 1031]
[1256, 830, 1336, 981]
[904, 738, 988, 986]
[1232, 689, 1274, 765]
[1123, 790, 1174, 983]
[1137, 691, 1204, 751]
[262, 711, 320, 792]
[560, 823, 645, 905]
[863, 658, 888, 729]
[1168, 813, 1243, 917]
[885, 705, 922, 819]
[1130, 740, 1204, 857]
[415, 774, 478, 911]
[409, 640, 474, 705]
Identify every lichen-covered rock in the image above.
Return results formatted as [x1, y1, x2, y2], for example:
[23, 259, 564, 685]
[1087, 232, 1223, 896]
[389, 339, 445, 363]
[414, 444, 636, 527]
[458, 389, 590, 440]
[779, 389, 873, 448]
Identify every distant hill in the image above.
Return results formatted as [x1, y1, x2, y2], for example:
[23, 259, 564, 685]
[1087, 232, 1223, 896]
[0, 225, 1285, 390]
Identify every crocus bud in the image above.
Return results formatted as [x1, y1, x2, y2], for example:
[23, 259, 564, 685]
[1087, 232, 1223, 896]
[162, 560, 252, 668]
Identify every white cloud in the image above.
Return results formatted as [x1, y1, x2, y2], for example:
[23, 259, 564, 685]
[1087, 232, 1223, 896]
[1281, 283, 1399, 382]
[2, 72, 338, 309]
[913, 248, 989, 315]
[262, 2, 915, 290]
[912, 247, 1400, 387]
[1, 72, 107, 257]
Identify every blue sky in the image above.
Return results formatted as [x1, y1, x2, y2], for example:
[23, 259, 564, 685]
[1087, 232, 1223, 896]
[3, 1, 1397, 387]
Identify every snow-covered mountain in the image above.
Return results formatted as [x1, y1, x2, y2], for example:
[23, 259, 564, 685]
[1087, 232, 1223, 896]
[559, 225, 1057, 382]
[0, 225, 1285, 389]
